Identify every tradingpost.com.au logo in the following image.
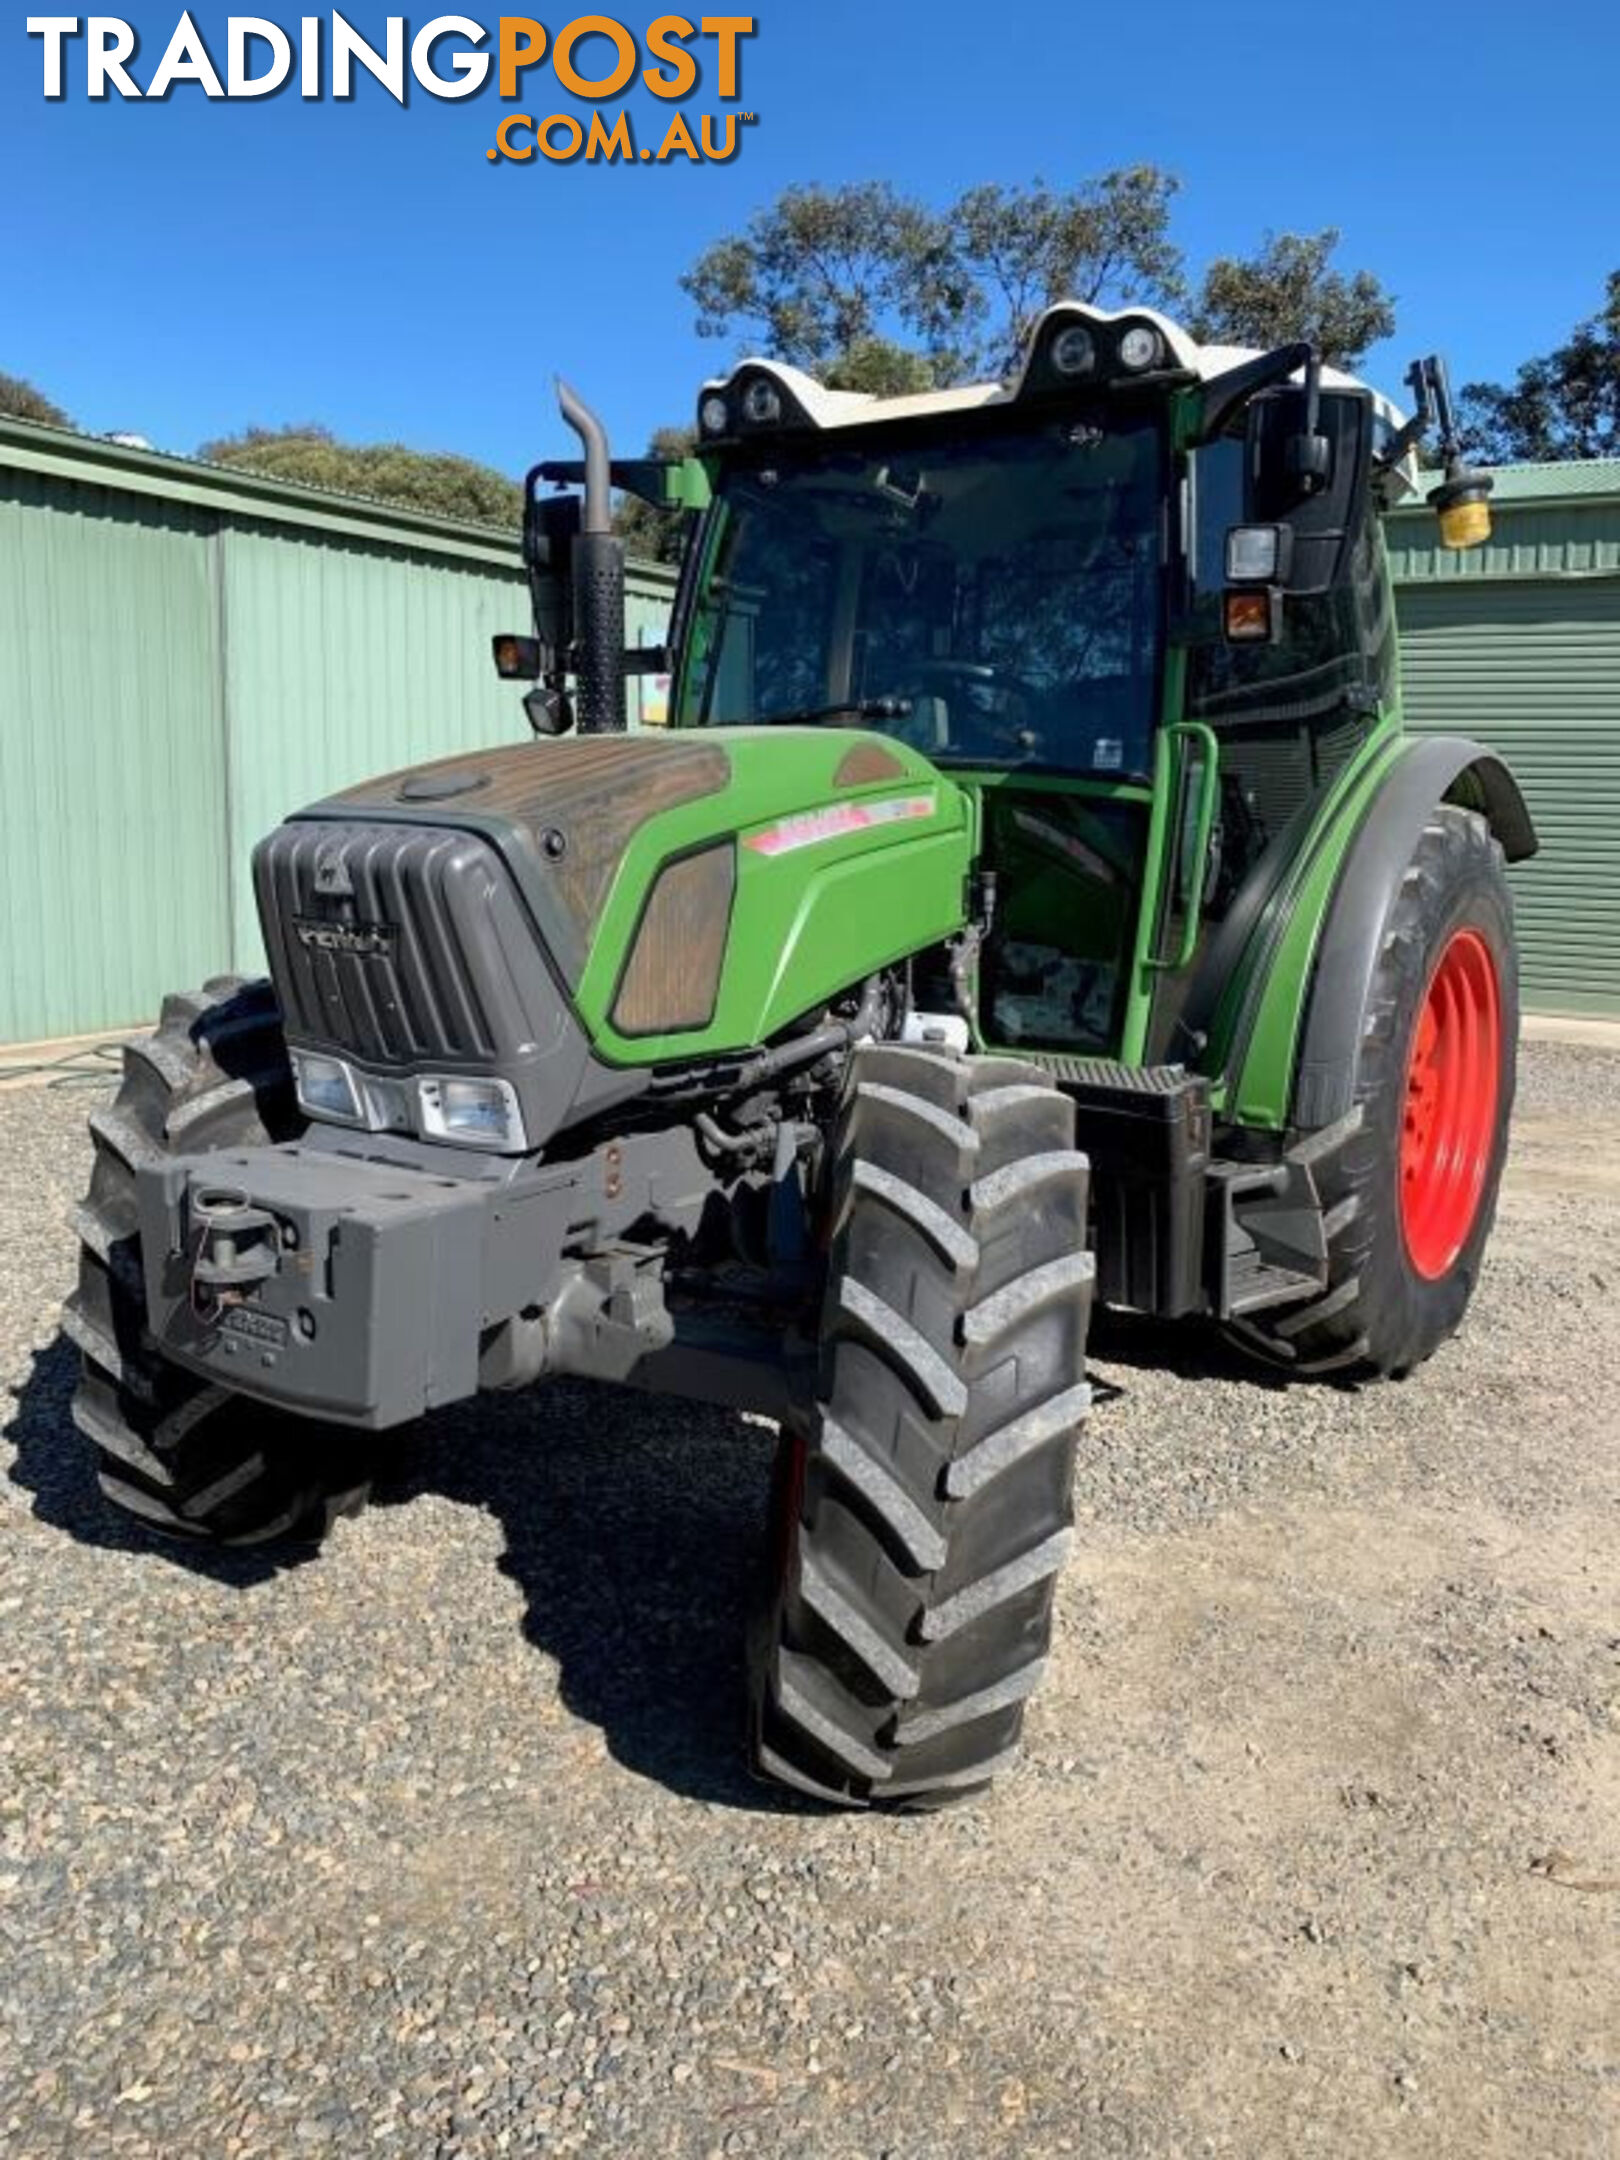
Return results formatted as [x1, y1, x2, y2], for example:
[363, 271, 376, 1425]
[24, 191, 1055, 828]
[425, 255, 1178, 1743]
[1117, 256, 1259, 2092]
[25, 13, 758, 165]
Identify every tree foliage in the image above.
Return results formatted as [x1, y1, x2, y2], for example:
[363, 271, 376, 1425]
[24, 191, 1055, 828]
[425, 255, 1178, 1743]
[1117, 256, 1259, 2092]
[682, 181, 1396, 387]
[1457, 272, 1620, 462]
[948, 170, 1186, 377]
[1189, 230, 1395, 369]
[681, 172, 1187, 387]
[0, 371, 72, 427]
[197, 424, 522, 526]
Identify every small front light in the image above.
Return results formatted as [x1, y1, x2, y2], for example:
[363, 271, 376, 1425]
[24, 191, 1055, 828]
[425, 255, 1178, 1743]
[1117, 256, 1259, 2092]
[492, 633, 541, 681]
[1225, 525, 1287, 583]
[742, 378, 782, 425]
[417, 1074, 527, 1152]
[291, 1051, 364, 1126]
[1223, 589, 1281, 644]
[1051, 325, 1096, 378]
[1117, 324, 1163, 373]
[699, 393, 730, 437]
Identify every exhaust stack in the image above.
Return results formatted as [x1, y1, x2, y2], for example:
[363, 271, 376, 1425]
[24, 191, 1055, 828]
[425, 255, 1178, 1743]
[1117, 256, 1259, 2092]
[556, 378, 627, 734]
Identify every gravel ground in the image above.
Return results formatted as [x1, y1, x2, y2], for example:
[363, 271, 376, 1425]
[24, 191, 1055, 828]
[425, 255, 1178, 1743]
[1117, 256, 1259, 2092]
[2, 1040, 1618, 2157]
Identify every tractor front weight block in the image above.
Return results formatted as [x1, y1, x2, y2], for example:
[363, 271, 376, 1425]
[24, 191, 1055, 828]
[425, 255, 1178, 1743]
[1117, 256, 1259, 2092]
[132, 1126, 783, 1431]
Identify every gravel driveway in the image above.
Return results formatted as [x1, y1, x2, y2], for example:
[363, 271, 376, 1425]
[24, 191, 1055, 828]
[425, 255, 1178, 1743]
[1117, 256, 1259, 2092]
[3, 1040, 1617, 2157]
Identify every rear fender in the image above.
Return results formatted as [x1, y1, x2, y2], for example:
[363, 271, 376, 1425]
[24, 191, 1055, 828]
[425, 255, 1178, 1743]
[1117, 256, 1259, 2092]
[1230, 735, 1536, 1132]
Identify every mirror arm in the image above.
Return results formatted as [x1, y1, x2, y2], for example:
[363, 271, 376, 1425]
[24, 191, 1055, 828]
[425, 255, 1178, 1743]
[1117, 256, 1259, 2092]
[1192, 341, 1315, 446]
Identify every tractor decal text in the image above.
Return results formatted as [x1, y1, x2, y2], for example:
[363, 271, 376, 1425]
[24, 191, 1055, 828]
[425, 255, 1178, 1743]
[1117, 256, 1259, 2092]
[293, 917, 400, 959]
[744, 793, 936, 859]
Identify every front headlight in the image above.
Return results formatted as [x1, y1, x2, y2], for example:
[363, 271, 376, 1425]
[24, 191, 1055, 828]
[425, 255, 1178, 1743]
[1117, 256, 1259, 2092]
[290, 1050, 527, 1152]
[290, 1050, 364, 1125]
[417, 1075, 527, 1152]
[1050, 324, 1097, 378]
[1117, 323, 1164, 373]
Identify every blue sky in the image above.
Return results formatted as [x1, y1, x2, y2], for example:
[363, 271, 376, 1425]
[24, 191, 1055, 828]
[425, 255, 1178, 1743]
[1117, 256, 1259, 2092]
[3, 2, 1612, 477]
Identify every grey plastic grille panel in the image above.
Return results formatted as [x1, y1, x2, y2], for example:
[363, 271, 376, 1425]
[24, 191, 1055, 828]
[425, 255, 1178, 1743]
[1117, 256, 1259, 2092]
[255, 818, 568, 1069]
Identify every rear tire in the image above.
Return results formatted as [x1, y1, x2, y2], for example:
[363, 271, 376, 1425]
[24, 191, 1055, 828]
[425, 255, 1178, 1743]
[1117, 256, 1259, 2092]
[1227, 806, 1517, 1380]
[64, 978, 374, 1545]
[751, 1045, 1094, 1807]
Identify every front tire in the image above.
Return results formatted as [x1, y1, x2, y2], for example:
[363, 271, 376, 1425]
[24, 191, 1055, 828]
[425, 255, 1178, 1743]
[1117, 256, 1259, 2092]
[1228, 806, 1518, 1380]
[64, 978, 374, 1545]
[751, 1046, 1094, 1807]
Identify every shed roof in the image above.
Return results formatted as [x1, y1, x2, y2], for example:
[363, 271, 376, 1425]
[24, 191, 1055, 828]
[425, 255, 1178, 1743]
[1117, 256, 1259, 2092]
[0, 411, 674, 593]
[1406, 458, 1620, 508]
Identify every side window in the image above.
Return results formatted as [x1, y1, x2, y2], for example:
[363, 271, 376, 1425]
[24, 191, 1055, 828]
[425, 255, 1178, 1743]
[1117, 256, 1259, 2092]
[1182, 403, 1389, 924]
[1187, 397, 1384, 732]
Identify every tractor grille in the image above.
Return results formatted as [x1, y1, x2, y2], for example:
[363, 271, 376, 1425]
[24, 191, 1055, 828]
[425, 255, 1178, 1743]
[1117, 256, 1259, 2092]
[254, 818, 563, 1068]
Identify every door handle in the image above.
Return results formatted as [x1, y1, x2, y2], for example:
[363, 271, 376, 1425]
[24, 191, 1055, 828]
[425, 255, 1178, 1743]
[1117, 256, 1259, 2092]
[1148, 721, 1220, 973]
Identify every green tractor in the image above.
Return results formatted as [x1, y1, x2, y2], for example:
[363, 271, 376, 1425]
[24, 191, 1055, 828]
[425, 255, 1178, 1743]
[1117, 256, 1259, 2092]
[65, 305, 1532, 1808]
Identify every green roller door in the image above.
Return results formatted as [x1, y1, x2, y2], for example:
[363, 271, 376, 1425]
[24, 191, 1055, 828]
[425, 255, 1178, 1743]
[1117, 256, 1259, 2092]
[1397, 579, 1620, 1016]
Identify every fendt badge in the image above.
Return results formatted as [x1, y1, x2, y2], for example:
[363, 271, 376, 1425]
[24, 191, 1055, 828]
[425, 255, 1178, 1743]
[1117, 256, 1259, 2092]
[293, 918, 400, 958]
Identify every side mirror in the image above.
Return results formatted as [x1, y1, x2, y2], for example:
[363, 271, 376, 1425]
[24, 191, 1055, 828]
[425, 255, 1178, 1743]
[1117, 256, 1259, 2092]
[1247, 386, 1334, 518]
[522, 485, 580, 664]
[501, 485, 581, 732]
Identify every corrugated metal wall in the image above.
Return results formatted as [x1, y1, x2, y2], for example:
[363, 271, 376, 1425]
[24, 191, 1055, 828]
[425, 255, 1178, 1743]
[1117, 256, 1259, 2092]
[1390, 486, 1620, 1017]
[0, 468, 231, 1043]
[0, 423, 676, 1046]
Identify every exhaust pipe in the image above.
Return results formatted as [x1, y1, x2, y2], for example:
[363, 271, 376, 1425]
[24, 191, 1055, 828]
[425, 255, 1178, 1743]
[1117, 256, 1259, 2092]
[556, 378, 626, 734]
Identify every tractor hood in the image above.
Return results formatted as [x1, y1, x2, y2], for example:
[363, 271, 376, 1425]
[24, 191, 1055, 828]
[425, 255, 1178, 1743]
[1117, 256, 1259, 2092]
[252, 728, 972, 1149]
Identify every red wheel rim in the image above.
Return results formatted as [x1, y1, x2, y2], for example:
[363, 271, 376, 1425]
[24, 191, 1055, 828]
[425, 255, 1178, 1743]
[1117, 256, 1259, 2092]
[1399, 927, 1502, 1280]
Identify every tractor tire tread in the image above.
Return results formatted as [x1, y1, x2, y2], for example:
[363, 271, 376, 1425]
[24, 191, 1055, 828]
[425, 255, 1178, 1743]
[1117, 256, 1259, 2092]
[751, 1045, 1093, 1808]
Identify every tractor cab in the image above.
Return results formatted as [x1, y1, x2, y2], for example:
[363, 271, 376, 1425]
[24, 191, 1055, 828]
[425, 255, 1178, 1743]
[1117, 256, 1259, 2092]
[679, 312, 1403, 1073]
[510, 304, 1491, 1092]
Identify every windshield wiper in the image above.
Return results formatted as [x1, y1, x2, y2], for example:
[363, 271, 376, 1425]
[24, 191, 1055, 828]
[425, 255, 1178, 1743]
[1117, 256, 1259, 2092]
[754, 696, 914, 727]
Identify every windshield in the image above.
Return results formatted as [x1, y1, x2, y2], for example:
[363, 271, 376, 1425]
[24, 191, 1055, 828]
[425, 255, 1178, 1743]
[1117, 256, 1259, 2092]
[680, 412, 1165, 775]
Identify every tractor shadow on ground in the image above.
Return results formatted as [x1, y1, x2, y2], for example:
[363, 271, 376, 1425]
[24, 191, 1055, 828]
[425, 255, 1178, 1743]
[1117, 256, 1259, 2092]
[1086, 1307, 1295, 1391]
[3, 1335, 328, 1588]
[369, 1378, 804, 1813]
[4, 1337, 802, 1813]
[7, 1308, 1296, 1810]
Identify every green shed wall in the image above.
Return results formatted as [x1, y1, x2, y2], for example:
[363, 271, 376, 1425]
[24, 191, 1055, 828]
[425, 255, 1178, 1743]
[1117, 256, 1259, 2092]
[1389, 478, 1620, 1018]
[0, 422, 676, 1046]
[0, 470, 231, 1044]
